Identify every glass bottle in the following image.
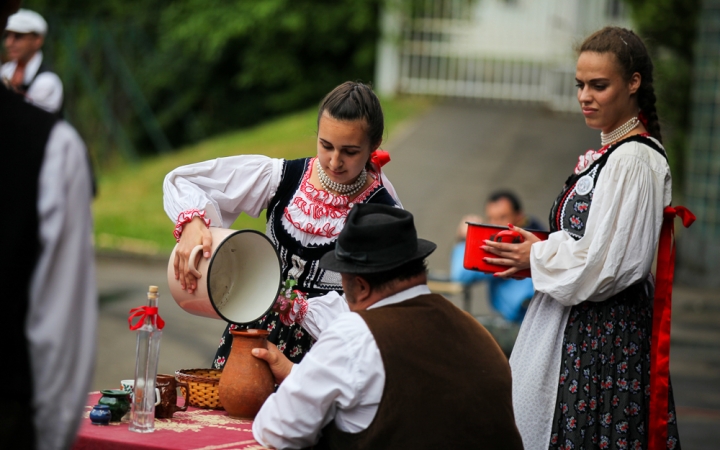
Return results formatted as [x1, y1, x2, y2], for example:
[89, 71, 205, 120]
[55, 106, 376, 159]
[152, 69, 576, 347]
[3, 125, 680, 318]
[129, 286, 163, 433]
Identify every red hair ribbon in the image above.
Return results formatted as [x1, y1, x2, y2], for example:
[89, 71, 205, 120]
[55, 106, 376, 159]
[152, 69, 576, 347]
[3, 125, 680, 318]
[128, 306, 166, 330]
[648, 205, 695, 449]
[370, 149, 391, 169]
[638, 111, 648, 127]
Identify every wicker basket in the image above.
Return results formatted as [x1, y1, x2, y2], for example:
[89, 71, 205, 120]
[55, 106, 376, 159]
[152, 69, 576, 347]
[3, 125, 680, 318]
[175, 369, 223, 410]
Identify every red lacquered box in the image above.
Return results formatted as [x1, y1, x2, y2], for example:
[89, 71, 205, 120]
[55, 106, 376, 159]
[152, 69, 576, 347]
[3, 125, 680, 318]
[463, 223, 549, 279]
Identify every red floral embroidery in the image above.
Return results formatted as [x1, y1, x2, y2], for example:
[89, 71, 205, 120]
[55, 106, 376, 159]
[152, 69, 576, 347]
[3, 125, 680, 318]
[574, 147, 609, 175]
[173, 209, 211, 242]
[283, 158, 381, 238]
[274, 280, 310, 326]
[573, 133, 651, 174]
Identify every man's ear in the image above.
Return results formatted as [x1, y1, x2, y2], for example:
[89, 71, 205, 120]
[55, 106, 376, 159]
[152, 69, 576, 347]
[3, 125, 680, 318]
[34, 34, 45, 51]
[354, 276, 372, 303]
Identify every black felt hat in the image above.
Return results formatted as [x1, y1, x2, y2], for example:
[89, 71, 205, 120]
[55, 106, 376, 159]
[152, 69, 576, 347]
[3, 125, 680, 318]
[319, 204, 436, 274]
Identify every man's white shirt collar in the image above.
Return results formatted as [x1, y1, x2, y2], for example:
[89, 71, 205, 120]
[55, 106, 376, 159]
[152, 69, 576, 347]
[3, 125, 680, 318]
[1, 51, 43, 83]
[367, 284, 431, 310]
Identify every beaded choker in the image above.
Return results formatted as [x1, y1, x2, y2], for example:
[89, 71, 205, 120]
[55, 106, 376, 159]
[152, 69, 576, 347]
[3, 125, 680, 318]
[315, 159, 367, 196]
[600, 116, 639, 146]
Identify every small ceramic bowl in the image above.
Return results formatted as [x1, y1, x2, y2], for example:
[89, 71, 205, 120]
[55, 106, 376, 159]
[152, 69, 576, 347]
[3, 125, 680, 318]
[89, 404, 111, 426]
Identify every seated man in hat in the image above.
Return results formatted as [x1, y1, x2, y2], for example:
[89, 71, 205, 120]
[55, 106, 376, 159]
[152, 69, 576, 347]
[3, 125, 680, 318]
[251, 204, 523, 449]
[1, 8, 63, 114]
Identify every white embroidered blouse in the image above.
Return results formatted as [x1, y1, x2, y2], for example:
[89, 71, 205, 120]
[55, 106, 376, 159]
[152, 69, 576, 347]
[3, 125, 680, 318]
[509, 138, 672, 450]
[163, 154, 401, 247]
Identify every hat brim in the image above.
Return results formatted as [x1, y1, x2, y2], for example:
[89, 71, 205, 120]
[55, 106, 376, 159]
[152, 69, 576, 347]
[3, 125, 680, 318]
[319, 239, 437, 274]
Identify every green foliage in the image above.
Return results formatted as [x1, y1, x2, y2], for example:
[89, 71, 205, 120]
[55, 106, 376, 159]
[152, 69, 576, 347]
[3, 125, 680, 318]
[20, 0, 382, 165]
[623, 0, 701, 189]
[623, 0, 699, 61]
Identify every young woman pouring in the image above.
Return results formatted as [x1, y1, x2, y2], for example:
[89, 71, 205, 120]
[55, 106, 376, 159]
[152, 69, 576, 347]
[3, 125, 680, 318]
[164, 81, 400, 367]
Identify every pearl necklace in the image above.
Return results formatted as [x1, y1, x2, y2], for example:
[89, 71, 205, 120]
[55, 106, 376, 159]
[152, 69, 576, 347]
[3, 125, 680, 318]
[315, 159, 367, 196]
[600, 116, 639, 146]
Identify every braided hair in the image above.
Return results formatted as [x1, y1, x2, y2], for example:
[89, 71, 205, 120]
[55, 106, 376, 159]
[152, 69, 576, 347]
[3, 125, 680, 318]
[580, 27, 662, 143]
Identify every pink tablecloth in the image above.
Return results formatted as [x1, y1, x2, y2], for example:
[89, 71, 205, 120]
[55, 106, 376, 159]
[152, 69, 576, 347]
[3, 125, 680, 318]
[72, 392, 266, 450]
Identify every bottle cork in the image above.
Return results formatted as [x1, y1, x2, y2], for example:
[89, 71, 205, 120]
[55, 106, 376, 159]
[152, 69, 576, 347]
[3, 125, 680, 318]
[149, 286, 159, 293]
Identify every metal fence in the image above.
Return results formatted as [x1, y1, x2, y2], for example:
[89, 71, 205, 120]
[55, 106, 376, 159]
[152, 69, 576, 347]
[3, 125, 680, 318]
[380, 0, 629, 112]
[678, 0, 720, 287]
[398, 55, 578, 112]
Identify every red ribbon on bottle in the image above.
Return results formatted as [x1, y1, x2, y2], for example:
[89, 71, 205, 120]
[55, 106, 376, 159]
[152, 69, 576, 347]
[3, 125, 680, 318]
[370, 149, 391, 169]
[128, 306, 166, 330]
[648, 205, 695, 449]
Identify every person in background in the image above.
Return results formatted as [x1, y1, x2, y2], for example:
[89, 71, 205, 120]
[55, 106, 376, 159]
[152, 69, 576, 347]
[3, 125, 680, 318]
[251, 204, 523, 449]
[450, 190, 545, 323]
[1, 8, 63, 114]
[0, 1, 96, 448]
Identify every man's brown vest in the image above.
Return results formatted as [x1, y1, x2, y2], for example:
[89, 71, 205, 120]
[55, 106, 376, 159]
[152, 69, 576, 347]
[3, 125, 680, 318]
[316, 293, 524, 449]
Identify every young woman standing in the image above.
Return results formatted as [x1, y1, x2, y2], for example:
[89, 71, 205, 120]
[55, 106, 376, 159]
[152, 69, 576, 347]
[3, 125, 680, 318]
[164, 81, 400, 367]
[484, 27, 681, 449]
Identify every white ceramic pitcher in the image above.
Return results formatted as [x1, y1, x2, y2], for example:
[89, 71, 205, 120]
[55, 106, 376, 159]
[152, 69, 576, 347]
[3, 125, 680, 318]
[167, 229, 282, 325]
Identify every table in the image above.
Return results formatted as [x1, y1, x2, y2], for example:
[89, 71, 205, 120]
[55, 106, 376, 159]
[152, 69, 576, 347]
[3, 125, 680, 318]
[72, 392, 266, 450]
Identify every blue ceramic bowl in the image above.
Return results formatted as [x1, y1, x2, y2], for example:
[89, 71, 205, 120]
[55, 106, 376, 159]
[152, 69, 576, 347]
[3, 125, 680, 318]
[89, 404, 111, 425]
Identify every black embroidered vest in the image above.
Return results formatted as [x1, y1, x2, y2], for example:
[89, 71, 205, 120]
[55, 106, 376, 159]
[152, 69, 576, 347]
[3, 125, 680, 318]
[265, 158, 396, 296]
[0, 85, 57, 448]
[549, 135, 667, 239]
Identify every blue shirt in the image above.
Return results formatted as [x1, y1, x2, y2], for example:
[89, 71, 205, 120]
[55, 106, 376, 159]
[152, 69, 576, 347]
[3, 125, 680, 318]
[450, 242, 534, 323]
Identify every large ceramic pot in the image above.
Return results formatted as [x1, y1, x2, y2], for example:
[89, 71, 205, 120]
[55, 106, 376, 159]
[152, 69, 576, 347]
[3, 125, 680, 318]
[218, 329, 275, 419]
[463, 223, 550, 279]
[168, 229, 282, 325]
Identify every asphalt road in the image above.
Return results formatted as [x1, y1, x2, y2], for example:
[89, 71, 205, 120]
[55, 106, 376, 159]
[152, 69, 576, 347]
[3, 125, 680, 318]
[94, 100, 720, 449]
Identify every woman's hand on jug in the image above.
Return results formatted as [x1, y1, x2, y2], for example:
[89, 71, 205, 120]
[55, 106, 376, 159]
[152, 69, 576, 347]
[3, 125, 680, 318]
[482, 225, 539, 278]
[174, 217, 213, 293]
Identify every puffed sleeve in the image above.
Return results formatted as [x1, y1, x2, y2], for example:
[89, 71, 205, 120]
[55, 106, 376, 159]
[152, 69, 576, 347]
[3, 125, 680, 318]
[300, 291, 351, 340]
[30, 121, 97, 450]
[529, 141, 672, 306]
[26, 72, 64, 114]
[163, 155, 284, 228]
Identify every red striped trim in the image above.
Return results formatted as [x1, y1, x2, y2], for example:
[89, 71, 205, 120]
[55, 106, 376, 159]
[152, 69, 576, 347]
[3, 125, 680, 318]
[173, 209, 211, 242]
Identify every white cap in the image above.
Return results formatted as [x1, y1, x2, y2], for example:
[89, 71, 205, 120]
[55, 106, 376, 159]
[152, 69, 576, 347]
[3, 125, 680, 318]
[6, 9, 48, 36]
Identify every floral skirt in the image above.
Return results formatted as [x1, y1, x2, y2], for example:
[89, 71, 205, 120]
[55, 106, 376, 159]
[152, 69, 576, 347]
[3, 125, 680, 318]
[549, 281, 681, 450]
[212, 311, 316, 369]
